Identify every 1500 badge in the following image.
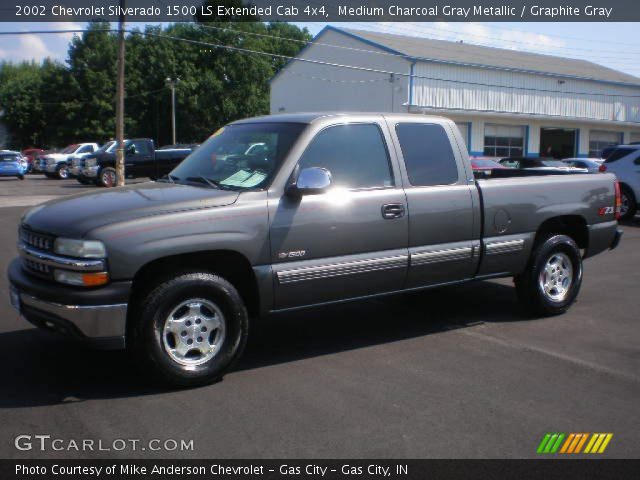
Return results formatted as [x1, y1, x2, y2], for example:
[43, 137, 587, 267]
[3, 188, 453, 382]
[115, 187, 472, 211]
[278, 250, 306, 260]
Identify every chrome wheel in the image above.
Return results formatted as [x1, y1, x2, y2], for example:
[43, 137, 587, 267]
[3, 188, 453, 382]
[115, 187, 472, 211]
[58, 166, 69, 179]
[538, 252, 573, 302]
[162, 298, 226, 367]
[102, 170, 116, 187]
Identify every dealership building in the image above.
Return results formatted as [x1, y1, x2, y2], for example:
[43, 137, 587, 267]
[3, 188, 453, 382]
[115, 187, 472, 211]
[270, 26, 640, 158]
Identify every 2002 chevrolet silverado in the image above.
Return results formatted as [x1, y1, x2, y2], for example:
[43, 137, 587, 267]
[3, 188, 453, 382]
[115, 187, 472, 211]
[8, 113, 623, 386]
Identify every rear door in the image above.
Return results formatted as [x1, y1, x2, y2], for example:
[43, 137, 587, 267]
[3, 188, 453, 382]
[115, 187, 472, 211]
[269, 120, 409, 309]
[389, 121, 479, 288]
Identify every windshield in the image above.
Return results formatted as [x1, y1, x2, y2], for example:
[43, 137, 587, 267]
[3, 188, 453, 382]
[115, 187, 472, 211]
[61, 144, 79, 154]
[0, 154, 19, 162]
[541, 160, 566, 167]
[169, 123, 306, 190]
[96, 141, 117, 153]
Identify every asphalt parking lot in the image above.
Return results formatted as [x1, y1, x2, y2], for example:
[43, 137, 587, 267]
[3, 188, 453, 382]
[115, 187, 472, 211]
[0, 175, 638, 459]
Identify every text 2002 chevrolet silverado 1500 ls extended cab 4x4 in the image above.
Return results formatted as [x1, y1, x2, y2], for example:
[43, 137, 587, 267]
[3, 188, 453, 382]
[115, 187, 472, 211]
[8, 113, 623, 386]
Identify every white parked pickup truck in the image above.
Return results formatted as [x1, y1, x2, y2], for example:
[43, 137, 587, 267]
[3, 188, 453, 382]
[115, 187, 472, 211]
[42, 143, 99, 180]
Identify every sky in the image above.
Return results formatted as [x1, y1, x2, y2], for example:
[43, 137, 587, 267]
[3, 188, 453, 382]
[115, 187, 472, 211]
[1, 21, 640, 79]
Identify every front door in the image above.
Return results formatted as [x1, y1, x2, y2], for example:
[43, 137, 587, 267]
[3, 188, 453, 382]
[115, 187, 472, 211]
[125, 140, 154, 177]
[269, 122, 409, 310]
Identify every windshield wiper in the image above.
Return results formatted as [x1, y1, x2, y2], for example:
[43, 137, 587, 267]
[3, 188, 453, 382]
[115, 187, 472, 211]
[158, 174, 179, 184]
[185, 176, 220, 189]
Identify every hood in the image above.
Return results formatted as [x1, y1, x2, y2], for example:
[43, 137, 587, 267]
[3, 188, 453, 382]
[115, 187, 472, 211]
[22, 182, 239, 238]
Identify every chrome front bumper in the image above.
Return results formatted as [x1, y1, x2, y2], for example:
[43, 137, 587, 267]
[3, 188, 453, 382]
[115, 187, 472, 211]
[11, 287, 127, 349]
[82, 166, 99, 177]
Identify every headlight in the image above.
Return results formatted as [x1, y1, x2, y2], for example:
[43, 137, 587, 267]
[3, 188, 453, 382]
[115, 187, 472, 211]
[54, 238, 106, 258]
[85, 158, 96, 167]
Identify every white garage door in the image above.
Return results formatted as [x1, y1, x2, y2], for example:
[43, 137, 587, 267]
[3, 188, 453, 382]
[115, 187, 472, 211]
[589, 130, 622, 156]
[630, 132, 640, 143]
[484, 124, 525, 158]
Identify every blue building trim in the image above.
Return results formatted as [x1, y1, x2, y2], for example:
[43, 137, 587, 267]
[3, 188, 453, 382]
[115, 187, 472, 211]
[524, 125, 530, 156]
[470, 150, 485, 157]
[466, 122, 472, 153]
[575, 128, 581, 157]
[408, 61, 416, 107]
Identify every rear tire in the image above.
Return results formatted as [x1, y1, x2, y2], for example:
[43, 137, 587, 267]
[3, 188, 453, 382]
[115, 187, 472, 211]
[17, 175, 24, 180]
[515, 234, 582, 316]
[130, 272, 249, 387]
[619, 185, 637, 221]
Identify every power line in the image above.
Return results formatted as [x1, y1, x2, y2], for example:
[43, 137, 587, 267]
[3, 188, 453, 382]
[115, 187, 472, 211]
[196, 22, 640, 65]
[4, 28, 640, 99]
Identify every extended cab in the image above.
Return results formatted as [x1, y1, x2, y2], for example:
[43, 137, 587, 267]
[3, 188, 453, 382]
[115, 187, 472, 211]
[8, 113, 623, 386]
[80, 138, 192, 187]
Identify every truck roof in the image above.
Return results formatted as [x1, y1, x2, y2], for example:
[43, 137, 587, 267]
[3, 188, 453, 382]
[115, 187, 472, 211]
[231, 112, 452, 125]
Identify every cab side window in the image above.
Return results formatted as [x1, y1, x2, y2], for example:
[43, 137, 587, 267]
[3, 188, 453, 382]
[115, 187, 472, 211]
[298, 124, 393, 189]
[396, 123, 459, 186]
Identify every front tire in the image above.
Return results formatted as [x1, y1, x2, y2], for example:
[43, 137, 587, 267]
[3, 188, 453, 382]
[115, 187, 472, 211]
[17, 175, 24, 180]
[98, 167, 117, 187]
[619, 185, 637, 221]
[515, 234, 583, 316]
[131, 273, 249, 387]
[56, 163, 69, 179]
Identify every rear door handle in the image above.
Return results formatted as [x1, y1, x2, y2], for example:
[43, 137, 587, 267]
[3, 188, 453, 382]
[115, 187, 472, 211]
[382, 203, 405, 219]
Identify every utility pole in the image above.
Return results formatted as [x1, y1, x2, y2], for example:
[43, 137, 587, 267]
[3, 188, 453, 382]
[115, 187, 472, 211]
[115, 0, 126, 187]
[165, 77, 180, 145]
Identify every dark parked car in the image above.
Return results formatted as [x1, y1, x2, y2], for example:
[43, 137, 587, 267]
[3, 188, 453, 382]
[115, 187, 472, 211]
[79, 139, 193, 187]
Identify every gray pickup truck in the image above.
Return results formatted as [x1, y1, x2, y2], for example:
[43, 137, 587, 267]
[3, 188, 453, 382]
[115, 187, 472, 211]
[8, 113, 623, 386]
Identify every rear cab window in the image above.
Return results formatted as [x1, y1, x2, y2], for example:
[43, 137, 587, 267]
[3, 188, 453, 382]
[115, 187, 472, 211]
[395, 123, 459, 186]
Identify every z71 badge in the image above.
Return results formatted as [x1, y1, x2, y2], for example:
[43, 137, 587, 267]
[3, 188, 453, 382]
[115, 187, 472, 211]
[278, 250, 306, 259]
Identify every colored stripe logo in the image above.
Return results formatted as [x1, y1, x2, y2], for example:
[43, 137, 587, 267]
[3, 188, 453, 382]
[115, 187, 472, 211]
[537, 433, 613, 454]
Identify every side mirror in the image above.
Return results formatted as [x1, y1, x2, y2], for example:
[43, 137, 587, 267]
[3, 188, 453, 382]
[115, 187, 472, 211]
[287, 167, 332, 197]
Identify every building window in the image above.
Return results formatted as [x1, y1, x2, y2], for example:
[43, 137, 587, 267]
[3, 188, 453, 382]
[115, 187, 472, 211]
[589, 130, 621, 157]
[483, 124, 524, 158]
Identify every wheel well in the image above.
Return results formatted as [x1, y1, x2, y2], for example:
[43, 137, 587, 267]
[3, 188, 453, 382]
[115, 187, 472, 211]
[129, 251, 260, 319]
[535, 215, 588, 249]
[620, 182, 636, 200]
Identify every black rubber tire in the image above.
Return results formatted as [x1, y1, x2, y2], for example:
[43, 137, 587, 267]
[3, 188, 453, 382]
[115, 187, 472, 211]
[619, 185, 637, 222]
[131, 273, 249, 387]
[56, 163, 69, 180]
[514, 234, 583, 317]
[44, 173, 55, 179]
[77, 177, 91, 185]
[17, 175, 24, 180]
[98, 167, 117, 187]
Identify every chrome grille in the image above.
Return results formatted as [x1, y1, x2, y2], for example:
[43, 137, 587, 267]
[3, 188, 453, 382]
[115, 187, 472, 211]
[23, 258, 52, 278]
[20, 228, 54, 252]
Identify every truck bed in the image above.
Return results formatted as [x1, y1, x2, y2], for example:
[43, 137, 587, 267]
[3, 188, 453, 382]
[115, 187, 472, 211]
[475, 172, 618, 277]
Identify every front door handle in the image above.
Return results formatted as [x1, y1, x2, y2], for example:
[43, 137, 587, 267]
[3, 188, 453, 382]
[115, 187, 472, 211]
[382, 203, 405, 219]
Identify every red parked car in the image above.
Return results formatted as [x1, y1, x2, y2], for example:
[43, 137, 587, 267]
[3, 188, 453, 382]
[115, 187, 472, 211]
[470, 157, 507, 177]
[21, 148, 45, 173]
